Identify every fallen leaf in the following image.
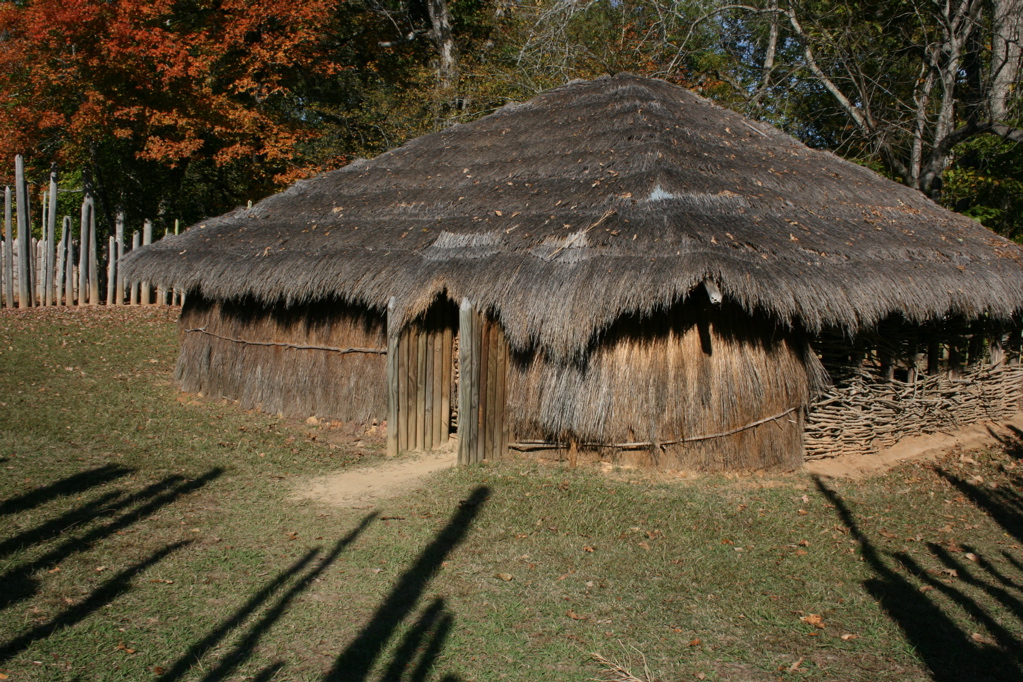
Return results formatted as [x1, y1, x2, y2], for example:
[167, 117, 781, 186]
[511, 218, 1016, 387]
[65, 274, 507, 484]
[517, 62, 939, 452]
[566, 610, 586, 620]
[95, 566, 107, 573]
[797, 509, 809, 516]
[153, 667, 166, 675]
[495, 573, 513, 581]
[789, 656, 804, 671]
[638, 541, 651, 551]
[965, 552, 978, 562]
[583, 546, 595, 553]
[800, 613, 825, 629]
[797, 539, 810, 546]
[840, 633, 858, 641]
[972, 632, 995, 645]
[794, 549, 808, 556]
[920, 585, 935, 593]
[689, 639, 701, 647]
[48, 566, 60, 573]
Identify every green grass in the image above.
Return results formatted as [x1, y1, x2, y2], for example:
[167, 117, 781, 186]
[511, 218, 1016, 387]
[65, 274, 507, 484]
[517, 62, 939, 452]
[2, 306, 1023, 681]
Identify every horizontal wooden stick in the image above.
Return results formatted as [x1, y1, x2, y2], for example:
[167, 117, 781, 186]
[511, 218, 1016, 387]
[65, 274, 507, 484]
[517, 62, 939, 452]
[184, 326, 386, 354]
[510, 406, 800, 451]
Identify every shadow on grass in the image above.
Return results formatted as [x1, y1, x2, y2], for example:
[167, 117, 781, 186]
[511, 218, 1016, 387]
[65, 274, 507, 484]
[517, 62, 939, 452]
[324, 485, 490, 682]
[0, 467, 224, 612]
[940, 464, 1023, 545]
[0, 540, 192, 663]
[814, 476, 1023, 681]
[986, 424, 1023, 461]
[157, 512, 379, 682]
[0, 463, 132, 517]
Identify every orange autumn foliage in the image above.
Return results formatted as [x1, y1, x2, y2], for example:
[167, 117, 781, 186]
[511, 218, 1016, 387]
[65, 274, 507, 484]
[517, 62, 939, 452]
[0, 0, 345, 179]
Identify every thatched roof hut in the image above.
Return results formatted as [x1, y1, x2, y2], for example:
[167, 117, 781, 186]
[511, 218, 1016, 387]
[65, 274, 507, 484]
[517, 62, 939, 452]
[123, 74, 1023, 470]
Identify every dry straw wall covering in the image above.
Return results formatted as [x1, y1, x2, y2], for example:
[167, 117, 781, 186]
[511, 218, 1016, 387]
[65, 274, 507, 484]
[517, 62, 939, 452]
[177, 296, 387, 423]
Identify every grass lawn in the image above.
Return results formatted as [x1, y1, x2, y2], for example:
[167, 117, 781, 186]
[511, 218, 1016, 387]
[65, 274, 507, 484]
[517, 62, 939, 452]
[1, 306, 1022, 681]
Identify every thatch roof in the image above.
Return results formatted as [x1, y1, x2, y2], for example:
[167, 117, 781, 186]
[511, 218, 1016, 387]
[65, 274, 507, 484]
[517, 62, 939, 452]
[122, 74, 1023, 359]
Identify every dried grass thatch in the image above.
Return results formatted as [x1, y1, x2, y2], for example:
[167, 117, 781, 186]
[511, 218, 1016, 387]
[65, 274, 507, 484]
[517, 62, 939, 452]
[121, 74, 1023, 361]
[177, 296, 387, 422]
[507, 303, 824, 470]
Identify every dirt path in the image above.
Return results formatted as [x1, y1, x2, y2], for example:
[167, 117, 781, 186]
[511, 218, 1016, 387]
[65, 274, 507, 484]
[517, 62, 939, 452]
[805, 412, 1023, 479]
[293, 448, 456, 508]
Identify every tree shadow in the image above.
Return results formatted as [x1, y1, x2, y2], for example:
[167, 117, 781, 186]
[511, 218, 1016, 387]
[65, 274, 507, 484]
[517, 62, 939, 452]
[939, 467, 1023, 545]
[323, 486, 490, 682]
[0, 468, 224, 612]
[0, 540, 192, 663]
[986, 424, 1023, 461]
[157, 512, 378, 682]
[0, 464, 132, 517]
[814, 476, 1023, 681]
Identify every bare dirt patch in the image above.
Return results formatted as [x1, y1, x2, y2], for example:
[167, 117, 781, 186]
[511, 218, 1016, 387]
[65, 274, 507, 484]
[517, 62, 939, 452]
[292, 447, 456, 507]
[806, 412, 1023, 479]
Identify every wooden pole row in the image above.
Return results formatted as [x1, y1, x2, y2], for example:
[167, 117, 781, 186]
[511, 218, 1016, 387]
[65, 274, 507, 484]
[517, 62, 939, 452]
[387, 301, 456, 456]
[457, 300, 509, 464]
[0, 159, 185, 308]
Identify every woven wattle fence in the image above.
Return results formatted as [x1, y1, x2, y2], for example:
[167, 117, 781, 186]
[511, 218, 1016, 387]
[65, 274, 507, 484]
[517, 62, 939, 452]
[805, 363, 1023, 460]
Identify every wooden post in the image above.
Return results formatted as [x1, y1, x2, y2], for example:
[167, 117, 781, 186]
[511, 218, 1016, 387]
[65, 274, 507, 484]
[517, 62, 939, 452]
[173, 218, 180, 305]
[157, 228, 168, 305]
[476, 318, 491, 462]
[115, 211, 124, 305]
[87, 196, 99, 305]
[106, 235, 116, 305]
[55, 217, 67, 305]
[3, 187, 12, 309]
[927, 340, 940, 375]
[77, 196, 90, 306]
[44, 166, 57, 306]
[406, 324, 418, 450]
[990, 335, 1007, 368]
[141, 219, 152, 305]
[432, 315, 444, 448]
[398, 329, 409, 454]
[64, 218, 75, 306]
[130, 231, 140, 305]
[457, 299, 475, 465]
[424, 317, 435, 449]
[416, 325, 427, 450]
[15, 157, 31, 308]
[441, 318, 453, 444]
[496, 323, 509, 458]
[386, 297, 399, 457]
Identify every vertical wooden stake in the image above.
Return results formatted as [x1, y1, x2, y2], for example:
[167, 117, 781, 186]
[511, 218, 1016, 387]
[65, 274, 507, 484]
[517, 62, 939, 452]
[457, 299, 474, 465]
[56, 217, 67, 305]
[77, 195, 90, 306]
[141, 219, 152, 305]
[14, 157, 31, 308]
[441, 317, 453, 444]
[115, 211, 124, 305]
[496, 323, 509, 458]
[157, 228, 168, 305]
[424, 316, 435, 450]
[416, 325, 427, 451]
[45, 165, 57, 306]
[87, 196, 99, 305]
[433, 312, 446, 449]
[3, 187, 12, 309]
[64, 218, 75, 306]
[130, 231, 140, 305]
[398, 329, 409, 454]
[386, 297, 399, 457]
[106, 236, 116, 305]
[406, 324, 418, 450]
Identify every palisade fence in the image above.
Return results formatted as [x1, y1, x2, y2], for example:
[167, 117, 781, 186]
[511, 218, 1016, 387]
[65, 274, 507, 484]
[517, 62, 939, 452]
[0, 155, 183, 310]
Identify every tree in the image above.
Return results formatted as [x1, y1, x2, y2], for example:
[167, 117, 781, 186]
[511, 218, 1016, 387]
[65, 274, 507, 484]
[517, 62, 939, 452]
[0, 0, 347, 232]
[719, 0, 1023, 200]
